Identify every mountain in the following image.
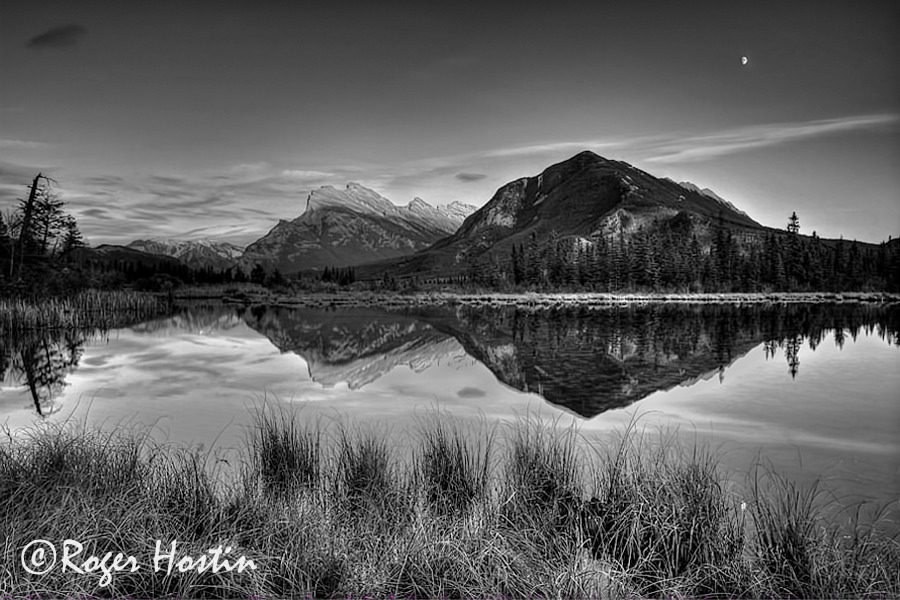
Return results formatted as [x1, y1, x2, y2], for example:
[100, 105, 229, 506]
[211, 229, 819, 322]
[127, 238, 244, 271]
[357, 151, 764, 278]
[438, 200, 481, 224]
[239, 183, 476, 273]
[238, 302, 807, 419]
[407, 303, 767, 418]
[129, 304, 246, 336]
[671, 180, 751, 220]
[241, 306, 471, 389]
[70, 244, 185, 271]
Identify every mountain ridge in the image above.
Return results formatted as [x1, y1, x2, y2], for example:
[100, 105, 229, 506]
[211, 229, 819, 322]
[355, 150, 766, 278]
[127, 238, 244, 271]
[240, 183, 475, 273]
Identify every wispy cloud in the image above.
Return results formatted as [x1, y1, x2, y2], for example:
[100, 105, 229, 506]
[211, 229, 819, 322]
[227, 162, 270, 175]
[0, 160, 59, 206]
[483, 140, 624, 158]
[645, 114, 900, 163]
[5, 112, 893, 246]
[26, 25, 88, 49]
[280, 169, 334, 180]
[464, 113, 900, 166]
[51, 163, 371, 245]
[455, 172, 487, 182]
[0, 139, 48, 150]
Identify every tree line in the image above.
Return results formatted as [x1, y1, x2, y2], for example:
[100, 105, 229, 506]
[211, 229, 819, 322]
[465, 212, 900, 293]
[0, 174, 247, 296]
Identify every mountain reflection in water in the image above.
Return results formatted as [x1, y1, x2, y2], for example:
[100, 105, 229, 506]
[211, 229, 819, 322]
[2, 301, 898, 420]
[244, 302, 900, 418]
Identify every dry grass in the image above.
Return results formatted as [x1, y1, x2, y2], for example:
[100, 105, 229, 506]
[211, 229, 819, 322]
[1, 408, 897, 598]
[0, 289, 169, 331]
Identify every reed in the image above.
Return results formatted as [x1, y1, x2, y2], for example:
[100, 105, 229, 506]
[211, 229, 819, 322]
[583, 427, 749, 596]
[246, 403, 321, 496]
[414, 413, 494, 517]
[0, 289, 170, 331]
[1, 410, 897, 599]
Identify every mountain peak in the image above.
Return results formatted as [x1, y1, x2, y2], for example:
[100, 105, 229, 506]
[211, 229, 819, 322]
[408, 197, 433, 211]
[572, 149, 604, 160]
[305, 182, 394, 216]
[374, 151, 764, 278]
[242, 185, 475, 273]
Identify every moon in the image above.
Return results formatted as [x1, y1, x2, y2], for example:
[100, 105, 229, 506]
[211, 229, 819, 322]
[741, 56, 749, 66]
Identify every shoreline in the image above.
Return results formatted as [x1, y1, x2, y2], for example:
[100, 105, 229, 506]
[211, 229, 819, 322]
[173, 287, 900, 308]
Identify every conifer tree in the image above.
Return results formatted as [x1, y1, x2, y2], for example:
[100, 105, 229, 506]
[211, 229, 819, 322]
[60, 216, 85, 255]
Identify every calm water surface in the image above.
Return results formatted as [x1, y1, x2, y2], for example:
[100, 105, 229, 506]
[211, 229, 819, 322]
[2, 301, 898, 525]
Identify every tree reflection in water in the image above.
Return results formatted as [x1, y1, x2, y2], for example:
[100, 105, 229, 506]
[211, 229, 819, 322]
[1, 330, 96, 417]
[2, 301, 898, 420]
[245, 301, 900, 419]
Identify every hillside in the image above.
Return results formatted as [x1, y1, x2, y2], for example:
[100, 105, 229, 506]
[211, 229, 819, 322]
[356, 151, 764, 279]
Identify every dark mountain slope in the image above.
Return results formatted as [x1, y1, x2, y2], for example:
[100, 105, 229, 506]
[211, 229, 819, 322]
[356, 151, 764, 279]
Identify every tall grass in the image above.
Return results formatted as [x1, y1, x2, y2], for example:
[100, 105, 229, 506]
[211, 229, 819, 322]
[246, 403, 321, 496]
[1, 409, 897, 599]
[584, 427, 749, 596]
[415, 413, 494, 517]
[0, 289, 170, 331]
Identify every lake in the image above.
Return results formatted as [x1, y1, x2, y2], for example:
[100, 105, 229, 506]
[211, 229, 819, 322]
[2, 300, 898, 529]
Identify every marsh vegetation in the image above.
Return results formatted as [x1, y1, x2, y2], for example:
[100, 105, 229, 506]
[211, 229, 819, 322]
[2, 407, 897, 598]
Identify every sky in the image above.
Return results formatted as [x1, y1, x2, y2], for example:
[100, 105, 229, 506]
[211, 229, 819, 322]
[1, 0, 898, 247]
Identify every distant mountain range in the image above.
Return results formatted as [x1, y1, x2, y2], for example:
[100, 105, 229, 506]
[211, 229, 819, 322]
[71, 243, 184, 271]
[113, 151, 891, 279]
[127, 239, 244, 271]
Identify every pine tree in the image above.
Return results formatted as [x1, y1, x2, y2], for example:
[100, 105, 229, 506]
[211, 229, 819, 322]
[525, 232, 541, 287]
[60, 215, 85, 255]
[547, 229, 562, 286]
[514, 243, 526, 285]
[32, 191, 67, 257]
[787, 211, 800, 235]
[510, 244, 521, 285]
[250, 263, 266, 285]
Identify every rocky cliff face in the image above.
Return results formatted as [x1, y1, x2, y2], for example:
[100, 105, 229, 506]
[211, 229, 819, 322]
[239, 183, 475, 273]
[359, 151, 763, 278]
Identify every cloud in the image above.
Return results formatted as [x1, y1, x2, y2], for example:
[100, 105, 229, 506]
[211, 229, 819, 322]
[0, 160, 59, 208]
[0, 139, 47, 150]
[483, 140, 624, 158]
[79, 208, 111, 219]
[645, 113, 900, 164]
[455, 172, 487, 182]
[457, 113, 900, 169]
[457, 386, 486, 398]
[280, 169, 334, 180]
[60, 165, 329, 246]
[26, 25, 88, 49]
